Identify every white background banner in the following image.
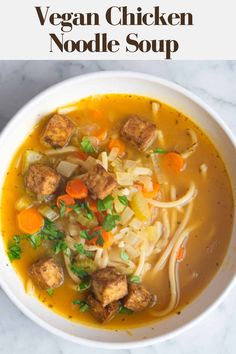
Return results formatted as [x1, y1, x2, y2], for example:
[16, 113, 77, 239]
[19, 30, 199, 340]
[0, 0, 236, 60]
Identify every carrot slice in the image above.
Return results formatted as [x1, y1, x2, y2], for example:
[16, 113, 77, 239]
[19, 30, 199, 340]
[66, 179, 88, 199]
[176, 246, 185, 261]
[163, 152, 184, 174]
[142, 183, 160, 198]
[94, 128, 108, 141]
[17, 208, 44, 234]
[108, 138, 125, 156]
[57, 194, 75, 212]
[87, 226, 112, 249]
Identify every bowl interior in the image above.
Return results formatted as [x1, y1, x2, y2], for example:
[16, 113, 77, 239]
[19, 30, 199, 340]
[0, 72, 235, 348]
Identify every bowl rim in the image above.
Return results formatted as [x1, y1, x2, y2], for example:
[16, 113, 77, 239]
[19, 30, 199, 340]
[0, 70, 235, 349]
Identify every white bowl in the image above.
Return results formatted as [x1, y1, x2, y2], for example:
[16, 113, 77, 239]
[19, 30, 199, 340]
[0, 72, 235, 349]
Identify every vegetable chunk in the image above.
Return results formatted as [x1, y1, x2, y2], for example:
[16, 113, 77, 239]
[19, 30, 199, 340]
[29, 257, 64, 290]
[86, 293, 119, 323]
[25, 164, 61, 195]
[91, 266, 128, 306]
[82, 164, 117, 200]
[123, 283, 157, 312]
[120, 115, 157, 151]
[42, 114, 75, 148]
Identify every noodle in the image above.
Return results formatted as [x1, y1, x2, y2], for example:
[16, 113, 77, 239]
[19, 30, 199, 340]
[170, 185, 178, 234]
[151, 229, 190, 317]
[153, 202, 193, 273]
[181, 129, 198, 159]
[134, 242, 146, 276]
[148, 183, 197, 209]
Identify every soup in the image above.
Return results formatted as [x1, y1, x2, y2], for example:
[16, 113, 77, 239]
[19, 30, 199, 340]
[0, 94, 233, 329]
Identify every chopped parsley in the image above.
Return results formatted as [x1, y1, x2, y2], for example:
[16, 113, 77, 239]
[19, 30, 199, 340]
[97, 195, 114, 212]
[41, 219, 64, 240]
[74, 243, 93, 258]
[119, 306, 133, 315]
[153, 147, 167, 154]
[81, 137, 96, 154]
[7, 236, 22, 261]
[79, 229, 104, 247]
[46, 288, 54, 296]
[53, 240, 68, 255]
[78, 278, 91, 292]
[28, 233, 45, 249]
[120, 249, 129, 262]
[102, 214, 120, 232]
[80, 230, 89, 240]
[71, 264, 88, 279]
[118, 195, 128, 206]
[72, 299, 89, 312]
[129, 275, 140, 284]
[59, 200, 67, 217]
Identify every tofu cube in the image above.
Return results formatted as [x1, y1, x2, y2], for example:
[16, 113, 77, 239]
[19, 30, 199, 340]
[123, 283, 157, 312]
[29, 257, 64, 290]
[120, 115, 157, 151]
[84, 164, 117, 200]
[42, 114, 75, 148]
[91, 267, 128, 306]
[25, 163, 61, 195]
[86, 293, 119, 323]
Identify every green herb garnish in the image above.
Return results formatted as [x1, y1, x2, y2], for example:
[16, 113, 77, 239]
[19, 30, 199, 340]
[53, 240, 68, 255]
[102, 214, 120, 232]
[59, 200, 67, 217]
[129, 275, 140, 284]
[71, 264, 88, 279]
[120, 249, 129, 261]
[79, 278, 91, 292]
[46, 288, 54, 296]
[97, 195, 114, 212]
[7, 236, 22, 261]
[41, 219, 64, 240]
[81, 137, 96, 154]
[74, 243, 93, 258]
[119, 306, 133, 314]
[80, 229, 89, 240]
[118, 196, 128, 206]
[153, 147, 167, 154]
[72, 299, 89, 312]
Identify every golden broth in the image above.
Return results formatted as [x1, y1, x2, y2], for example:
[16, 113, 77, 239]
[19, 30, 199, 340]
[0, 94, 233, 329]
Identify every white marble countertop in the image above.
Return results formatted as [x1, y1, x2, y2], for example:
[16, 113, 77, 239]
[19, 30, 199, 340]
[0, 61, 236, 354]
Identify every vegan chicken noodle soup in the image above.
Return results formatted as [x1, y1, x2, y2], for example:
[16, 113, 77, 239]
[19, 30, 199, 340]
[1, 94, 233, 329]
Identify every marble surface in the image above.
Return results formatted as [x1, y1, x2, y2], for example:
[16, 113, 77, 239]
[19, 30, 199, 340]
[0, 61, 236, 354]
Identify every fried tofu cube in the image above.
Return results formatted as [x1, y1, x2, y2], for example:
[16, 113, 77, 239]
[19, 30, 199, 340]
[42, 114, 75, 148]
[123, 283, 157, 312]
[86, 293, 119, 323]
[29, 257, 64, 290]
[120, 115, 157, 151]
[91, 267, 128, 306]
[84, 164, 117, 200]
[25, 163, 61, 195]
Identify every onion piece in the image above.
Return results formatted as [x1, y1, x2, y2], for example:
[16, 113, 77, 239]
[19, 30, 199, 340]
[133, 167, 152, 176]
[101, 151, 108, 170]
[152, 101, 161, 117]
[38, 205, 59, 222]
[56, 160, 78, 177]
[116, 172, 134, 186]
[21, 150, 43, 174]
[45, 146, 79, 155]
[108, 147, 119, 162]
[120, 206, 135, 225]
[15, 195, 33, 211]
